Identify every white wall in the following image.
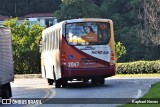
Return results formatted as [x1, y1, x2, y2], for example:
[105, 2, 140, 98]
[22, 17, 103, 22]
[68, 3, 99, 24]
[39, 19, 45, 27]
[0, 21, 3, 27]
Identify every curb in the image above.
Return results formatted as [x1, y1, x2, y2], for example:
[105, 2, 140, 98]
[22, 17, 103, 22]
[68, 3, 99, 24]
[14, 74, 160, 79]
[14, 74, 42, 79]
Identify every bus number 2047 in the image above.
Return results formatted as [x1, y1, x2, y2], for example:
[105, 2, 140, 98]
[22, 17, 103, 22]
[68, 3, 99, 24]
[68, 62, 79, 67]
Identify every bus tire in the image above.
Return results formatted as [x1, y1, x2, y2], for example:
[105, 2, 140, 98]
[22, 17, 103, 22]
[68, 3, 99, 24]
[53, 70, 61, 88]
[91, 78, 97, 85]
[61, 79, 68, 88]
[55, 79, 61, 88]
[1, 83, 11, 99]
[99, 78, 105, 84]
[47, 79, 54, 85]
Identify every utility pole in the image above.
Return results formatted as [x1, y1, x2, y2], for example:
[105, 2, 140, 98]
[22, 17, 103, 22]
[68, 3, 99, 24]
[14, 0, 17, 16]
[28, 0, 30, 14]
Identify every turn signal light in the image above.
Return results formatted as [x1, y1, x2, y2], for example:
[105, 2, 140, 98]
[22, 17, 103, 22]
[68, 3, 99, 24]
[110, 51, 115, 65]
[62, 54, 66, 62]
[111, 51, 115, 61]
[111, 57, 115, 60]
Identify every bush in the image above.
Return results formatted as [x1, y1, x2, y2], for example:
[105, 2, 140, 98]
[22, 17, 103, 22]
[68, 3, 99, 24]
[115, 42, 126, 61]
[3, 17, 44, 74]
[116, 60, 160, 74]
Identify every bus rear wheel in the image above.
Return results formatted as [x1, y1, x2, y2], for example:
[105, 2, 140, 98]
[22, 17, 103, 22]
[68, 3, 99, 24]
[91, 78, 98, 85]
[91, 78, 105, 85]
[61, 79, 68, 88]
[98, 78, 105, 84]
[55, 79, 61, 88]
[47, 79, 54, 85]
[55, 79, 68, 88]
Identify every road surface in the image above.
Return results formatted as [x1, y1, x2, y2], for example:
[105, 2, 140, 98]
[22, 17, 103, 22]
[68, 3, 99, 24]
[0, 77, 160, 107]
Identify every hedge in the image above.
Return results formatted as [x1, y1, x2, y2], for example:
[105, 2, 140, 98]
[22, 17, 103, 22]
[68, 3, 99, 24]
[116, 60, 160, 74]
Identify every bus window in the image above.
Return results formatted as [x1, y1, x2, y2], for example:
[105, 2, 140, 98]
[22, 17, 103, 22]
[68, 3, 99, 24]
[55, 30, 58, 49]
[65, 22, 110, 45]
[58, 29, 61, 48]
[50, 33, 52, 50]
[98, 23, 111, 44]
[52, 31, 55, 49]
[46, 34, 49, 51]
[44, 34, 47, 51]
[48, 35, 51, 50]
[51, 32, 54, 50]
[57, 29, 60, 48]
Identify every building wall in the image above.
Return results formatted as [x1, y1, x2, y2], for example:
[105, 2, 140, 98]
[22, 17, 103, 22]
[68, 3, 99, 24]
[39, 19, 45, 27]
[0, 17, 54, 28]
[0, 21, 3, 27]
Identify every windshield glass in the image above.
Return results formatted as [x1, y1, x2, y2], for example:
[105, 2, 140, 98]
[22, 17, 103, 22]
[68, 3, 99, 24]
[65, 22, 110, 45]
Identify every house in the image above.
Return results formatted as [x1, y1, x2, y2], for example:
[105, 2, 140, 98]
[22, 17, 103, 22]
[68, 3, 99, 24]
[23, 13, 55, 27]
[0, 13, 55, 27]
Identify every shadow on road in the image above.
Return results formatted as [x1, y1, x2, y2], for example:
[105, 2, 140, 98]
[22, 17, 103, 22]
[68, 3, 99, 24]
[59, 81, 113, 89]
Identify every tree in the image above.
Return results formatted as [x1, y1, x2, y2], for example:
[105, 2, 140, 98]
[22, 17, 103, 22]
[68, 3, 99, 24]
[55, 0, 101, 21]
[139, 0, 160, 46]
[3, 17, 44, 74]
[28, 0, 61, 14]
[0, 0, 15, 16]
[93, 0, 104, 7]
[99, 0, 145, 62]
[0, 0, 61, 16]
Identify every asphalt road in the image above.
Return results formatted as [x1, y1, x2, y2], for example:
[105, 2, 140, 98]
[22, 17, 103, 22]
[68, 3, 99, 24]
[1, 77, 160, 107]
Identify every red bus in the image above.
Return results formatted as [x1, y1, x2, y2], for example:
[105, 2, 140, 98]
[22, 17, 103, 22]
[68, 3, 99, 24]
[39, 18, 116, 88]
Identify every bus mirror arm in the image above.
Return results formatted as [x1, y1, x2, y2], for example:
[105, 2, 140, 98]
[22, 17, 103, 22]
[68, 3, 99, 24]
[39, 37, 42, 46]
[38, 37, 42, 53]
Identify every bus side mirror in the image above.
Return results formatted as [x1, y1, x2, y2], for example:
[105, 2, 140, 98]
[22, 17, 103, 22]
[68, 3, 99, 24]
[39, 37, 42, 46]
[39, 37, 42, 52]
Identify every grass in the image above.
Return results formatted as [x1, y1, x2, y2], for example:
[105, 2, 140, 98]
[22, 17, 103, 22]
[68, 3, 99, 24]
[112, 74, 160, 78]
[118, 81, 160, 107]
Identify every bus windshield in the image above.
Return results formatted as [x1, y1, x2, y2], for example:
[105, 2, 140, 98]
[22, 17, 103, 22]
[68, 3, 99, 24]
[65, 22, 110, 45]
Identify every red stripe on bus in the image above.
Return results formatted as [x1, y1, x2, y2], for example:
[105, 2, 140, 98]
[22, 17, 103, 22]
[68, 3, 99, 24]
[62, 36, 110, 66]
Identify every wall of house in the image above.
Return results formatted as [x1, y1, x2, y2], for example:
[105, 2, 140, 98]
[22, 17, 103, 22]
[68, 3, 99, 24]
[39, 19, 45, 27]
[27, 17, 53, 27]
[0, 21, 3, 27]
[0, 17, 54, 28]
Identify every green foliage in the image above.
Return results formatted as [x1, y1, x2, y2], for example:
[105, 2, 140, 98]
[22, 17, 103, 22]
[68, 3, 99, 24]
[0, 0, 61, 16]
[139, 0, 160, 46]
[3, 17, 44, 74]
[55, 0, 101, 21]
[116, 60, 160, 74]
[99, 0, 148, 62]
[115, 42, 126, 61]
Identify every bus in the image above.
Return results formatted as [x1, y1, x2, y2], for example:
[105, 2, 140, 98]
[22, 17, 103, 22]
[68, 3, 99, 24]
[39, 18, 116, 88]
[0, 27, 13, 98]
